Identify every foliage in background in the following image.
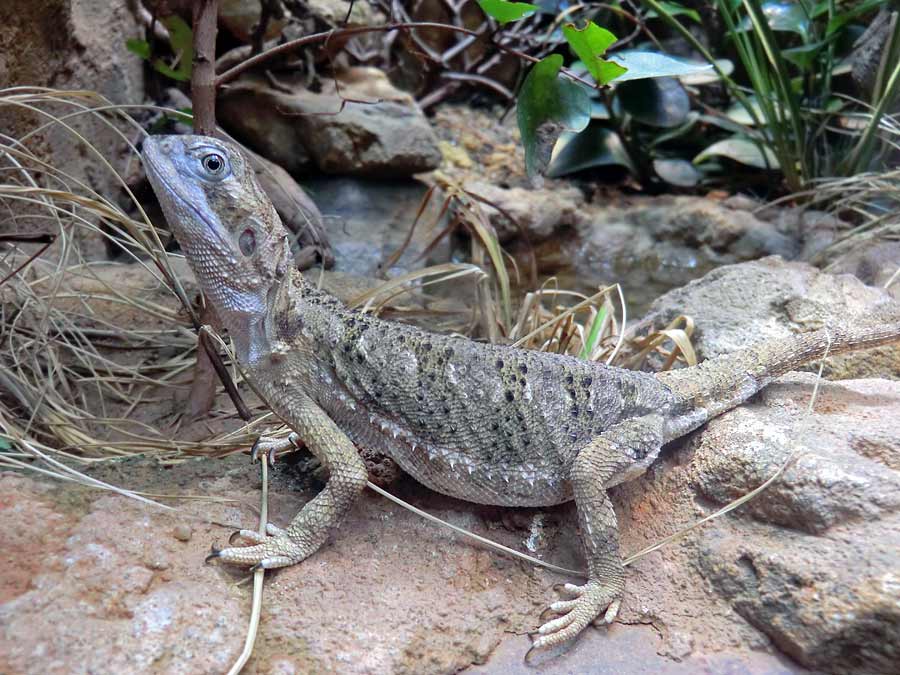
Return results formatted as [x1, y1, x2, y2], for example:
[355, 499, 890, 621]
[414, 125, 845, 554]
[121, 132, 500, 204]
[126, 14, 194, 82]
[640, 0, 900, 192]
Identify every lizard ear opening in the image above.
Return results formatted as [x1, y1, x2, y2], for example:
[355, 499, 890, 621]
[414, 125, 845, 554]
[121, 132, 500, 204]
[238, 227, 257, 256]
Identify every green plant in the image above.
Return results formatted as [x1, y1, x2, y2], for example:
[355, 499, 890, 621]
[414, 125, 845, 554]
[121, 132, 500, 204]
[126, 15, 194, 82]
[478, 0, 712, 179]
[645, 0, 900, 191]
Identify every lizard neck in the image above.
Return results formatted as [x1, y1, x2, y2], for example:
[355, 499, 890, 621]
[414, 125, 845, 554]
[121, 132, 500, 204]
[227, 312, 269, 365]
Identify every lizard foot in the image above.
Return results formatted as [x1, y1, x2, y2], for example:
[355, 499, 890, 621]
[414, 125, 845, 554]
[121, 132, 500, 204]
[529, 581, 621, 652]
[206, 526, 306, 569]
[250, 432, 300, 466]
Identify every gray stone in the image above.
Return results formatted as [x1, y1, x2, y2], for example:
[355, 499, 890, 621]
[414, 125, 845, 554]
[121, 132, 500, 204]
[219, 0, 288, 43]
[692, 376, 900, 674]
[691, 374, 900, 534]
[218, 71, 442, 177]
[828, 238, 900, 301]
[632, 257, 900, 379]
[464, 181, 586, 242]
[0, 0, 144, 259]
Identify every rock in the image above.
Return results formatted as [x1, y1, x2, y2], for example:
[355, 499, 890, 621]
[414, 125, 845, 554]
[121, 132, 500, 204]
[0, 0, 144, 259]
[219, 71, 442, 177]
[0, 460, 540, 674]
[306, 0, 385, 26]
[691, 376, 900, 673]
[632, 257, 900, 379]
[828, 238, 900, 301]
[692, 374, 900, 534]
[217, 81, 314, 174]
[0, 471, 246, 673]
[464, 181, 585, 242]
[556, 196, 809, 318]
[627, 197, 799, 261]
[219, 0, 288, 43]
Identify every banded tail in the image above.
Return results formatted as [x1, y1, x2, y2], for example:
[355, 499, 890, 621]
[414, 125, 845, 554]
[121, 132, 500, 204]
[656, 318, 900, 421]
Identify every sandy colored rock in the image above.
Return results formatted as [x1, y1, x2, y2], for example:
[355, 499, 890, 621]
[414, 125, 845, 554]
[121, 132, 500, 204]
[219, 71, 442, 177]
[633, 257, 900, 379]
[0, 0, 144, 259]
[691, 375, 900, 674]
[219, 0, 288, 43]
[464, 181, 586, 242]
[5, 368, 895, 672]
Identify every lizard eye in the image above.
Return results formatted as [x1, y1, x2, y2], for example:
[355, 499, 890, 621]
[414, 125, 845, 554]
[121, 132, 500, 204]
[201, 152, 226, 174]
[238, 228, 257, 256]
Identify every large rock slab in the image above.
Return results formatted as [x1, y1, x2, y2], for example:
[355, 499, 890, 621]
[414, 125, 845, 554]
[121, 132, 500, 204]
[632, 257, 900, 379]
[219, 70, 442, 177]
[464, 181, 586, 243]
[691, 375, 900, 673]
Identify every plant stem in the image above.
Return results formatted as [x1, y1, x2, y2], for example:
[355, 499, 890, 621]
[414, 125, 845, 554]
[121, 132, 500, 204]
[191, 0, 219, 135]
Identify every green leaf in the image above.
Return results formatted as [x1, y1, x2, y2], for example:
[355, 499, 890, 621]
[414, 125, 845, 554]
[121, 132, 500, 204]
[646, 1, 701, 23]
[782, 41, 826, 70]
[679, 58, 734, 85]
[153, 15, 194, 82]
[517, 55, 592, 178]
[615, 77, 690, 128]
[477, 0, 538, 24]
[694, 136, 780, 169]
[725, 96, 790, 126]
[579, 305, 608, 359]
[547, 125, 635, 177]
[0, 437, 10, 450]
[653, 158, 701, 187]
[606, 51, 712, 82]
[562, 22, 627, 86]
[736, 1, 810, 39]
[126, 38, 151, 60]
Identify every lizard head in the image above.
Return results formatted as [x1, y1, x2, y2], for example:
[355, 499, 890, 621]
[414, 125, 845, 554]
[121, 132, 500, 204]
[142, 134, 293, 360]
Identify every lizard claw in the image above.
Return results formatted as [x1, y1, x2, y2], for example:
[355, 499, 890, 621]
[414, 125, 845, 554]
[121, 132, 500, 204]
[204, 545, 221, 563]
[250, 437, 278, 466]
[529, 580, 621, 652]
[208, 523, 308, 569]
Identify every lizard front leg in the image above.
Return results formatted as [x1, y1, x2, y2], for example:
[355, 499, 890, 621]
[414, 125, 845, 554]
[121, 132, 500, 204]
[531, 415, 664, 651]
[210, 394, 367, 569]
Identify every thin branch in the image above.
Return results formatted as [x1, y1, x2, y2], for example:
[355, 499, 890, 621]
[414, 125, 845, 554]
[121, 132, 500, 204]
[191, 0, 219, 135]
[215, 22, 599, 91]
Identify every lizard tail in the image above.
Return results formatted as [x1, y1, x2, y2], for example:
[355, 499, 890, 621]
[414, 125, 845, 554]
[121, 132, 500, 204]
[657, 318, 900, 421]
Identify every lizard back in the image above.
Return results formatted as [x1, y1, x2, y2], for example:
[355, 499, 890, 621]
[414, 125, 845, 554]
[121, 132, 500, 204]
[261, 272, 677, 507]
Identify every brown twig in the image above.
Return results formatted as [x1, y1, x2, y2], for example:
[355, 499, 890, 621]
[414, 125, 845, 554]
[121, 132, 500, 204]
[215, 22, 599, 92]
[191, 0, 219, 135]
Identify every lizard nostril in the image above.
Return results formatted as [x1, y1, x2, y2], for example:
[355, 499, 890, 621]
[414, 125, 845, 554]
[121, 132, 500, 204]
[159, 139, 172, 155]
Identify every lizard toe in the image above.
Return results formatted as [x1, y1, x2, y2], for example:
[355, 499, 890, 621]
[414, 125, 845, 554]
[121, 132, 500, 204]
[531, 580, 621, 651]
[212, 533, 305, 568]
[250, 437, 279, 466]
[229, 528, 266, 545]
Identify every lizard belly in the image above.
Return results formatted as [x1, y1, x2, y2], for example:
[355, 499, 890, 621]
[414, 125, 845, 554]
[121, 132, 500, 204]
[326, 395, 572, 507]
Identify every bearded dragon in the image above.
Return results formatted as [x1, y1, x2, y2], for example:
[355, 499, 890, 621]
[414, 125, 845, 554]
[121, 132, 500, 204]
[142, 134, 900, 652]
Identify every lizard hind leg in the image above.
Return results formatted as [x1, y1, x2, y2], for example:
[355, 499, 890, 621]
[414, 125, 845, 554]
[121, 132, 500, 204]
[529, 415, 664, 653]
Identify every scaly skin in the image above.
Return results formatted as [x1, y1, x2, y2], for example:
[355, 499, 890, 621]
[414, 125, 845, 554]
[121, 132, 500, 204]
[142, 135, 900, 652]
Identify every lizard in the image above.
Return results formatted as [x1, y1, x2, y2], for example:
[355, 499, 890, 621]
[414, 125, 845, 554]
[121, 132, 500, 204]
[142, 134, 900, 653]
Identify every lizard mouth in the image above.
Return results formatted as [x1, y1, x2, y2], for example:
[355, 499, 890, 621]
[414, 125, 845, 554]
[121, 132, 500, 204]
[142, 140, 233, 252]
